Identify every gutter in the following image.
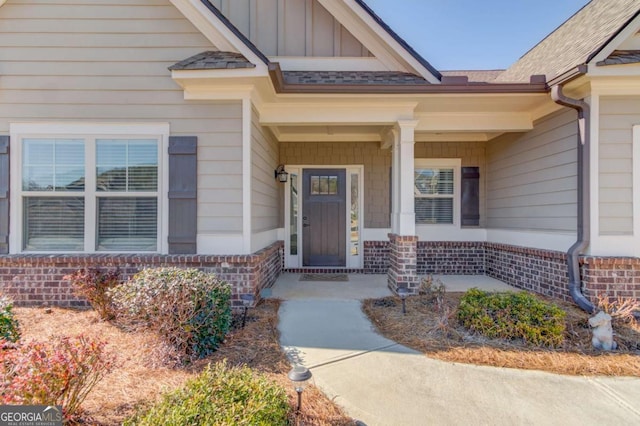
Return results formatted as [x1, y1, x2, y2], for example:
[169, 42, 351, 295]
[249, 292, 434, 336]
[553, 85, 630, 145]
[551, 84, 595, 314]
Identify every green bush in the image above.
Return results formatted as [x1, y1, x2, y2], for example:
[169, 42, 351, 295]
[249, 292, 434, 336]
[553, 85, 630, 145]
[457, 288, 566, 347]
[0, 295, 20, 342]
[109, 268, 231, 363]
[125, 361, 289, 426]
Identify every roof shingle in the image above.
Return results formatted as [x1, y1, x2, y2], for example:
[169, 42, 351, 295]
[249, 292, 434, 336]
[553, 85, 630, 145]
[169, 51, 255, 71]
[282, 71, 430, 86]
[496, 0, 639, 82]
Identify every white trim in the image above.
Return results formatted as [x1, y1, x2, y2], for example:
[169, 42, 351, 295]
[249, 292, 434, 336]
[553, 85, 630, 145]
[588, 13, 640, 65]
[251, 229, 280, 253]
[197, 234, 244, 255]
[588, 93, 601, 252]
[9, 122, 169, 254]
[242, 98, 252, 253]
[283, 165, 364, 269]
[414, 158, 461, 228]
[395, 120, 418, 235]
[588, 236, 640, 257]
[416, 226, 486, 242]
[268, 57, 389, 72]
[485, 229, 575, 253]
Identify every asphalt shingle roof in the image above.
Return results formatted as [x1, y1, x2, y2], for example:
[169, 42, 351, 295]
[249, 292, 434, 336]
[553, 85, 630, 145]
[496, 0, 639, 82]
[169, 51, 255, 71]
[597, 49, 640, 65]
[282, 71, 430, 86]
[440, 70, 504, 83]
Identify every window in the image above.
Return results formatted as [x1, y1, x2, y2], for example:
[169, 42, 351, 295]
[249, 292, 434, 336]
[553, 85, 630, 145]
[11, 123, 168, 253]
[414, 159, 460, 225]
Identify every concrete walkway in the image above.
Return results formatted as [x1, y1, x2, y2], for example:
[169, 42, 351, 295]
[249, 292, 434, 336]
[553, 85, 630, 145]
[275, 274, 640, 426]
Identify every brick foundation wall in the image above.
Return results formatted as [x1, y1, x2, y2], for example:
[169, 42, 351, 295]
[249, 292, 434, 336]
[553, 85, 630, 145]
[418, 242, 485, 275]
[0, 242, 283, 307]
[485, 243, 571, 301]
[581, 257, 640, 301]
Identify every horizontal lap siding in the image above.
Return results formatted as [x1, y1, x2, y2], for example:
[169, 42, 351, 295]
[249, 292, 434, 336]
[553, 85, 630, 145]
[598, 96, 638, 236]
[0, 0, 244, 234]
[486, 109, 578, 232]
[251, 107, 280, 233]
[209, 0, 369, 57]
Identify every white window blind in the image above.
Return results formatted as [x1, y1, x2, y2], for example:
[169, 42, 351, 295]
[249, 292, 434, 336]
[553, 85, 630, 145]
[414, 167, 455, 224]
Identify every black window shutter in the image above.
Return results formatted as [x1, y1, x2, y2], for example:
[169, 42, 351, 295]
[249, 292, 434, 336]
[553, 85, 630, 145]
[0, 136, 9, 254]
[168, 136, 197, 254]
[461, 167, 480, 227]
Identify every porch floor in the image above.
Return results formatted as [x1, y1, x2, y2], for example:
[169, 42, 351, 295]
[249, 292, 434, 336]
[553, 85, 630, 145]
[264, 273, 515, 300]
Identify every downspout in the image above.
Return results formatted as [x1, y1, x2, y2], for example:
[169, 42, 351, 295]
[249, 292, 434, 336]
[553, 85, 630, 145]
[551, 85, 596, 314]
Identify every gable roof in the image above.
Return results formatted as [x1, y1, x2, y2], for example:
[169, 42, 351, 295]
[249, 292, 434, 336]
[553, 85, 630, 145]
[169, 51, 255, 70]
[496, 0, 640, 83]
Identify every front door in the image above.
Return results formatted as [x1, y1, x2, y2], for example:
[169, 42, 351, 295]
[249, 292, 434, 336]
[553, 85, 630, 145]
[302, 169, 346, 266]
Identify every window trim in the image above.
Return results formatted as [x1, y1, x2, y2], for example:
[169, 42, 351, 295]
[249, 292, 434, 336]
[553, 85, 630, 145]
[414, 158, 461, 227]
[9, 122, 170, 254]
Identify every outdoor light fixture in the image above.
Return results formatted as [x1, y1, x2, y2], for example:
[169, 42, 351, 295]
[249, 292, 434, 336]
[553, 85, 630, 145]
[240, 294, 255, 329]
[275, 164, 289, 183]
[288, 365, 312, 414]
[397, 287, 409, 315]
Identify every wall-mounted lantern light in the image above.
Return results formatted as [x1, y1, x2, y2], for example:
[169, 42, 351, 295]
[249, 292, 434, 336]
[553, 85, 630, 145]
[275, 165, 289, 183]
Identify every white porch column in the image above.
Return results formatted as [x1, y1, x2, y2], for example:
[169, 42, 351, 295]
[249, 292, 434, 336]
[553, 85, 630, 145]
[392, 120, 418, 236]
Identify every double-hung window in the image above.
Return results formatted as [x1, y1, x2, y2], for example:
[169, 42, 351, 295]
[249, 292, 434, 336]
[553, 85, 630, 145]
[414, 159, 460, 225]
[11, 123, 168, 253]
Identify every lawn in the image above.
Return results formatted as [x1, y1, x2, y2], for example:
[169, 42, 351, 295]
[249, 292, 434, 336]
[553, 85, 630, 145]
[13, 301, 354, 425]
[363, 292, 640, 377]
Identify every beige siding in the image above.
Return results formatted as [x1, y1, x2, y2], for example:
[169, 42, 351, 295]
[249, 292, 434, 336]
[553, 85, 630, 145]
[210, 0, 369, 57]
[486, 109, 578, 232]
[0, 0, 244, 234]
[598, 96, 638, 236]
[251, 108, 280, 233]
[280, 141, 485, 229]
[415, 142, 487, 228]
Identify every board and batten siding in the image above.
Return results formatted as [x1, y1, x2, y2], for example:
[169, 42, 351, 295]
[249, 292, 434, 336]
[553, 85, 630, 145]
[0, 0, 244, 235]
[486, 109, 578, 232]
[251, 107, 280, 233]
[598, 96, 638, 236]
[210, 0, 369, 57]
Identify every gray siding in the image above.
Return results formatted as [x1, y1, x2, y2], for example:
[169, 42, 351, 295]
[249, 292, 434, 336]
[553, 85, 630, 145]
[0, 0, 243, 234]
[210, 0, 369, 57]
[598, 96, 638, 236]
[486, 109, 578, 232]
[251, 107, 280, 233]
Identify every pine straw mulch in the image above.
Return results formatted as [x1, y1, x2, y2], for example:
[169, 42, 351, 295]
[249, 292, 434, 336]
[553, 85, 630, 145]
[362, 293, 640, 377]
[14, 300, 355, 426]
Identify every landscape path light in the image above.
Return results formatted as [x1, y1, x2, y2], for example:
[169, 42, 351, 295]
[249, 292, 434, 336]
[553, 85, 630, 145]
[240, 294, 254, 328]
[397, 287, 409, 315]
[288, 365, 312, 415]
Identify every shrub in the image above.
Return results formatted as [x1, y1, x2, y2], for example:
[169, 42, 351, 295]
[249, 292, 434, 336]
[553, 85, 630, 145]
[0, 295, 20, 342]
[64, 268, 121, 320]
[0, 335, 114, 421]
[592, 293, 640, 324]
[125, 361, 289, 426]
[109, 268, 231, 363]
[418, 276, 446, 304]
[457, 288, 566, 347]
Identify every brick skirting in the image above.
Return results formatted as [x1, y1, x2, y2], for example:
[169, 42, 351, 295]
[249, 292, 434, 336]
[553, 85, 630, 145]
[581, 257, 640, 301]
[0, 241, 283, 307]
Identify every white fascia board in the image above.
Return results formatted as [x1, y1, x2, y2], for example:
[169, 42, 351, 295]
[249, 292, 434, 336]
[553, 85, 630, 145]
[259, 103, 417, 126]
[587, 63, 640, 78]
[276, 130, 382, 143]
[317, 0, 440, 83]
[589, 76, 640, 95]
[415, 112, 533, 133]
[184, 85, 255, 101]
[589, 13, 640, 65]
[269, 57, 389, 71]
[169, 0, 268, 74]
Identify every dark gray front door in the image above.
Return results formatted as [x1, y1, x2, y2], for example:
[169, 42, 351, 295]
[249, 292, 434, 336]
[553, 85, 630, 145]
[302, 169, 346, 266]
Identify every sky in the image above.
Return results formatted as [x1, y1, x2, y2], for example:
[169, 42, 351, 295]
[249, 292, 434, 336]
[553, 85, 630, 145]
[364, 0, 591, 71]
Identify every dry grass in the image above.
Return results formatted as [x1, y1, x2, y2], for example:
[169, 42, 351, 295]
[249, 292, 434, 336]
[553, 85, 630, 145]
[363, 293, 640, 377]
[14, 301, 354, 425]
